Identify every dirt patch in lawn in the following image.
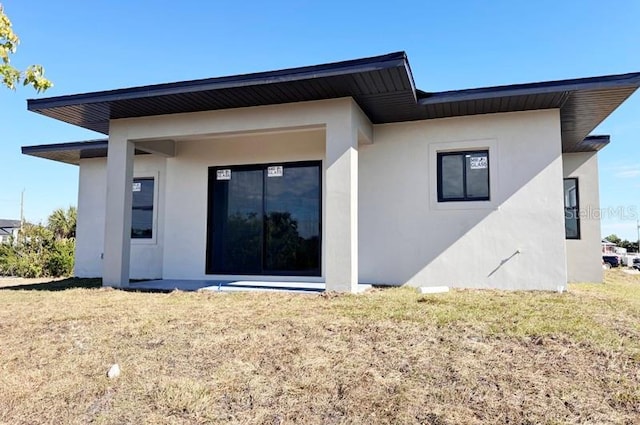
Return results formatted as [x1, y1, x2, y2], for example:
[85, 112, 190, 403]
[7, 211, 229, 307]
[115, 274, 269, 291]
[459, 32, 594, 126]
[0, 271, 639, 424]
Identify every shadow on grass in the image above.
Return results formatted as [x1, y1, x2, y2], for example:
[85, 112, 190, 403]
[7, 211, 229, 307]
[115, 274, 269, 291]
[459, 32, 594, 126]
[0, 278, 103, 291]
[0, 278, 177, 294]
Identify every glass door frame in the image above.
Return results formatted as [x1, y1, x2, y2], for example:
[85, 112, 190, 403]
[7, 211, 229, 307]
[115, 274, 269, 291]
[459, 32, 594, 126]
[205, 160, 322, 276]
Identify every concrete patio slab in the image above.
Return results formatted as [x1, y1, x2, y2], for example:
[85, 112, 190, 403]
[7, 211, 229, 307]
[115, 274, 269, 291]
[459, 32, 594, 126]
[131, 279, 373, 294]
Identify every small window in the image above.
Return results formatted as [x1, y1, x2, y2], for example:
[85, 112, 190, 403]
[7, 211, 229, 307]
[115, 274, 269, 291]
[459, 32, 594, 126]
[564, 178, 580, 239]
[132, 177, 154, 239]
[437, 150, 490, 202]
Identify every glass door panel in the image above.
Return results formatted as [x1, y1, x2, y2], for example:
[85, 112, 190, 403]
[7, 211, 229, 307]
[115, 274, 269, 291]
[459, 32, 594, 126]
[210, 168, 263, 274]
[265, 165, 321, 274]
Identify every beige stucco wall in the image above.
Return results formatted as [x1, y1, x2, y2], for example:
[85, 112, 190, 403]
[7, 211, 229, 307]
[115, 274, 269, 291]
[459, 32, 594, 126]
[75, 155, 166, 279]
[359, 109, 568, 290]
[563, 152, 603, 283]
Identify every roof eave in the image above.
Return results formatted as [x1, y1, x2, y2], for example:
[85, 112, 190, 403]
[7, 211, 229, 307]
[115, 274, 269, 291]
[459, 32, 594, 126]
[27, 52, 409, 111]
[418, 72, 640, 105]
[22, 141, 106, 165]
[416, 74, 640, 153]
[21, 139, 151, 165]
[22, 52, 640, 154]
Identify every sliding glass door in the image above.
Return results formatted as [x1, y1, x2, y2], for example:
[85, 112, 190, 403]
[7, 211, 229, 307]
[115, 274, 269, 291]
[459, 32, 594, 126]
[209, 168, 263, 274]
[207, 161, 321, 276]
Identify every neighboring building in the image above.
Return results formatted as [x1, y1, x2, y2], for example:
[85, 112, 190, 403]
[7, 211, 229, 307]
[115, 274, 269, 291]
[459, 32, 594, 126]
[22, 52, 640, 292]
[601, 239, 618, 254]
[0, 219, 21, 244]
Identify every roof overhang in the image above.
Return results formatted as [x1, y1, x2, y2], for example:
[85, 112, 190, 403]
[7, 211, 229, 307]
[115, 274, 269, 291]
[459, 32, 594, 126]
[575, 135, 610, 151]
[0, 220, 21, 230]
[21, 139, 149, 165]
[417, 73, 640, 152]
[27, 52, 418, 134]
[25, 52, 640, 154]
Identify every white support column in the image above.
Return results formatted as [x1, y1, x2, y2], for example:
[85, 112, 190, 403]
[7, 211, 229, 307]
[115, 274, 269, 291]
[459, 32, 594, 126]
[325, 110, 359, 292]
[102, 132, 134, 287]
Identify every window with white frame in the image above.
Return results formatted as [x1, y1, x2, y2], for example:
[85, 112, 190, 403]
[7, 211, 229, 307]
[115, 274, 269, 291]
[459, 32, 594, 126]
[563, 178, 580, 239]
[132, 177, 154, 239]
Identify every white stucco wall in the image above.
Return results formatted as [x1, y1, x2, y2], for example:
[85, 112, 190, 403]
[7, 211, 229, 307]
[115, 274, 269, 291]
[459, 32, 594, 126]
[75, 158, 104, 277]
[78, 99, 368, 288]
[162, 130, 325, 280]
[359, 109, 568, 290]
[563, 152, 603, 283]
[99, 98, 367, 290]
[74, 102, 572, 290]
[75, 130, 326, 281]
[75, 155, 166, 279]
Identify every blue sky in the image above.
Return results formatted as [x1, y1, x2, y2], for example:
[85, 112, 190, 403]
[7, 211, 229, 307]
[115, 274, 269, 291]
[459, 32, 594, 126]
[1, 0, 639, 240]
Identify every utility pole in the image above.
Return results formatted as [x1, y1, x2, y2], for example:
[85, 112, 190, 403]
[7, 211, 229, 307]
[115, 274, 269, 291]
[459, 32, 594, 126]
[637, 218, 639, 253]
[20, 189, 24, 229]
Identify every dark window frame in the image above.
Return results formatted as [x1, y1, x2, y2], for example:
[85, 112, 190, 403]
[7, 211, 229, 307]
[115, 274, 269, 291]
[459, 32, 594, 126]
[205, 160, 323, 276]
[564, 177, 581, 240]
[437, 150, 490, 202]
[131, 177, 155, 240]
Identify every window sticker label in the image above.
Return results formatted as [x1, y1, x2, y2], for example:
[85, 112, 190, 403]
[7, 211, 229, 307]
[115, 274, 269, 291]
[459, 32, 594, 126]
[217, 169, 231, 180]
[267, 165, 283, 177]
[132, 182, 142, 192]
[469, 156, 488, 170]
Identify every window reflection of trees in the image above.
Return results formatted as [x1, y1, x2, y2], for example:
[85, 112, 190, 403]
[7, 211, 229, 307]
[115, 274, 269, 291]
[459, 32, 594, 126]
[224, 211, 319, 273]
[265, 211, 319, 272]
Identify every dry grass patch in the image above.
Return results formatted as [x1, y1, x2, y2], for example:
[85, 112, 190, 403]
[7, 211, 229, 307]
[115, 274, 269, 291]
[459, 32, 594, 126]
[0, 271, 639, 424]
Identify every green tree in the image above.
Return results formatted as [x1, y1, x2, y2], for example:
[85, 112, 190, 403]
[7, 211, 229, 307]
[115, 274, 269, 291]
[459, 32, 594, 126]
[617, 239, 639, 253]
[47, 206, 77, 240]
[604, 234, 621, 245]
[0, 4, 52, 92]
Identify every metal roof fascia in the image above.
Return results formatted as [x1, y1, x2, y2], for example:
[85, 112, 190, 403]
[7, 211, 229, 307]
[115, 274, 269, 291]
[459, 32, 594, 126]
[576, 135, 611, 150]
[27, 52, 410, 111]
[418, 73, 640, 105]
[21, 139, 108, 155]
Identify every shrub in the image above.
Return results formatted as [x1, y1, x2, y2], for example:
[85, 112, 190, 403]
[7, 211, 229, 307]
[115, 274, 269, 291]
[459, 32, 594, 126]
[0, 223, 75, 278]
[46, 238, 75, 277]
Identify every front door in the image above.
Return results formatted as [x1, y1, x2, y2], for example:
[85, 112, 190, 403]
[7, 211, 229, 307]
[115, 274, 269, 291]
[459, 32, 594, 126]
[206, 161, 321, 276]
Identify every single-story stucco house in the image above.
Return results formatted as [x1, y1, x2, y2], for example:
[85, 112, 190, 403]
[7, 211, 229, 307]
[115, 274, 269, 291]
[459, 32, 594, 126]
[0, 219, 21, 244]
[22, 52, 640, 292]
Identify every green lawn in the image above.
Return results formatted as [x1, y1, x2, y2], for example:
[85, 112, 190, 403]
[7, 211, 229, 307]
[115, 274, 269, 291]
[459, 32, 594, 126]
[0, 271, 638, 424]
